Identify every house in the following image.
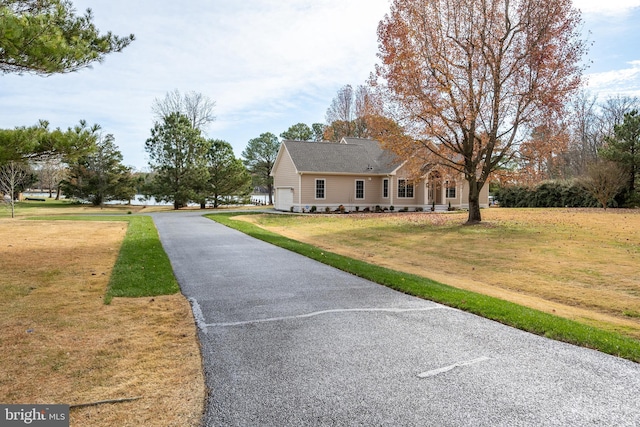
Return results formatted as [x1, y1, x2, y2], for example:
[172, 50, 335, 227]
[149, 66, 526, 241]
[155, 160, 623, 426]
[270, 137, 489, 212]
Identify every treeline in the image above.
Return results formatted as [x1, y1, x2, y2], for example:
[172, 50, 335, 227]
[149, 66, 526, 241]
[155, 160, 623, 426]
[496, 94, 640, 209]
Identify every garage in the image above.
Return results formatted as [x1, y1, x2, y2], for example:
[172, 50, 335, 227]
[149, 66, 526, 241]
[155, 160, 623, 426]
[275, 187, 294, 211]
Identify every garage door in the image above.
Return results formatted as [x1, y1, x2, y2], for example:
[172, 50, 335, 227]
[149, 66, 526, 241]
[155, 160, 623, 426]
[275, 188, 293, 211]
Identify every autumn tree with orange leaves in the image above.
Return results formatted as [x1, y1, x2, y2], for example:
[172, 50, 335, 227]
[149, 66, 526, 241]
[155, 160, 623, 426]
[517, 121, 570, 185]
[374, 0, 587, 223]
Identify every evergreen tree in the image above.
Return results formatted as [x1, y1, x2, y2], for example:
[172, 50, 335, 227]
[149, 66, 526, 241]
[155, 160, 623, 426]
[62, 133, 135, 205]
[600, 110, 640, 206]
[203, 140, 251, 208]
[144, 113, 209, 209]
[242, 132, 280, 205]
[280, 123, 313, 141]
[1, 0, 134, 75]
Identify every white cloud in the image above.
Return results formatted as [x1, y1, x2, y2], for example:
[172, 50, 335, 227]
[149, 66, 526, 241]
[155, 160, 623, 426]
[573, 0, 640, 16]
[0, 0, 392, 168]
[5, 0, 638, 169]
[585, 60, 640, 97]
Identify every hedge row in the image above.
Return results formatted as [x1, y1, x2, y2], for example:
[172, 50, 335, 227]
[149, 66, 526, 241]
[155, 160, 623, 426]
[494, 181, 602, 208]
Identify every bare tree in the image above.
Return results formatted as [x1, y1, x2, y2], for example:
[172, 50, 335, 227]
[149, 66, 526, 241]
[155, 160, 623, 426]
[0, 161, 32, 218]
[565, 91, 603, 176]
[35, 157, 66, 198]
[325, 85, 355, 141]
[152, 89, 216, 132]
[581, 161, 628, 209]
[600, 95, 640, 137]
[563, 94, 640, 179]
[325, 84, 380, 141]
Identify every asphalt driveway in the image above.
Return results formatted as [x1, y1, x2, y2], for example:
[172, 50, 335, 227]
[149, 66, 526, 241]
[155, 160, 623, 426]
[151, 211, 640, 426]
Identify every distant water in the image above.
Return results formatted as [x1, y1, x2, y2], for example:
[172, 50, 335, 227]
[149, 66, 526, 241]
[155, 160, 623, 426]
[22, 192, 272, 207]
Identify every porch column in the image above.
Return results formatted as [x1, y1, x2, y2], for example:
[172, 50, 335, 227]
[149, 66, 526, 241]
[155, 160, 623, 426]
[424, 179, 429, 206]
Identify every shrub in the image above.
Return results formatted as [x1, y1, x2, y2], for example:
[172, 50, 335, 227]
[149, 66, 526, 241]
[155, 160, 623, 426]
[310, 205, 317, 213]
[494, 181, 601, 208]
[325, 206, 331, 213]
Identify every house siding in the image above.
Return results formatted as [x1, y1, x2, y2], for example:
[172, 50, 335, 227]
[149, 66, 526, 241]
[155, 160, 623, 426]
[273, 150, 298, 189]
[273, 150, 298, 211]
[271, 139, 490, 211]
[299, 174, 384, 210]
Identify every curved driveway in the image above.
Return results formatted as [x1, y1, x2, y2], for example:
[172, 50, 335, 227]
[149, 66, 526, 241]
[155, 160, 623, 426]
[151, 211, 640, 426]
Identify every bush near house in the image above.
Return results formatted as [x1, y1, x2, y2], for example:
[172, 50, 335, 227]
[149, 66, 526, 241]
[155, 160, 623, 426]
[495, 181, 601, 208]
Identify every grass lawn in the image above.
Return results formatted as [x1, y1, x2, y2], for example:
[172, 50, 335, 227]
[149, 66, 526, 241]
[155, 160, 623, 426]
[0, 199, 204, 426]
[208, 208, 640, 363]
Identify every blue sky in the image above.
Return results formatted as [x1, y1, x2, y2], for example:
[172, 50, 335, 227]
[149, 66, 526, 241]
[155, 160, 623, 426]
[1, 0, 639, 170]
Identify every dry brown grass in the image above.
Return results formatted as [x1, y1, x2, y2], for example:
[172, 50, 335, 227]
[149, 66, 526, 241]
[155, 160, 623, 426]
[0, 219, 204, 426]
[242, 208, 640, 340]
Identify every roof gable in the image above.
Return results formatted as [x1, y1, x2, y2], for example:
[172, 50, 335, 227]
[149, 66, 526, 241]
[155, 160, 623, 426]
[281, 138, 402, 175]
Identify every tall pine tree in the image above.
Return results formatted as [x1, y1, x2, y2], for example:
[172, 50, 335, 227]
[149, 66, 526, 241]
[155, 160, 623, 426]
[600, 110, 640, 206]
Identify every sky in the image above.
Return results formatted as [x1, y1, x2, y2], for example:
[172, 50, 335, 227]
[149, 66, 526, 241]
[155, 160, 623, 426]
[1, 0, 639, 171]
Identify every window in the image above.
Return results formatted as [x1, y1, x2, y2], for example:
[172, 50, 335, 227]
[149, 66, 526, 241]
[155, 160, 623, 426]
[383, 179, 389, 198]
[446, 181, 456, 198]
[398, 179, 414, 198]
[315, 179, 325, 199]
[355, 180, 365, 199]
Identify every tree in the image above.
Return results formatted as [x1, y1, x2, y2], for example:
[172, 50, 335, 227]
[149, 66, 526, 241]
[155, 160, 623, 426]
[242, 132, 280, 205]
[375, 0, 587, 223]
[325, 84, 356, 141]
[62, 133, 135, 206]
[145, 113, 209, 209]
[35, 157, 66, 198]
[280, 123, 313, 141]
[311, 123, 325, 142]
[204, 140, 251, 208]
[0, 160, 33, 218]
[152, 89, 216, 132]
[601, 96, 640, 136]
[1, 0, 134, 75]
[517, 121, 569, 185]
[324, 85, 377, 141]
[0, 120, 99, 164]
[564, 91, 604, 177]
[600, 110, 640, 206]
[581, 161, 627, 209]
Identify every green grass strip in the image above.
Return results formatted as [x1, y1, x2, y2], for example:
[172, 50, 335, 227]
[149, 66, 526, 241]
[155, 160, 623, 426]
[207, 212, 640, 363]
[29, 215, 179, 304]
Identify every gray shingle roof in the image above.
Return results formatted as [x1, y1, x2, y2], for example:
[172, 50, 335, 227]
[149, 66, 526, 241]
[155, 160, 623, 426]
[282, 138, 402, 175]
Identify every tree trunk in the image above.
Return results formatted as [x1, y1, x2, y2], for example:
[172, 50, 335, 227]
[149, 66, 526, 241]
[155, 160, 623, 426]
[268, 184, 273, 205]
[466, 178, 483, 224]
